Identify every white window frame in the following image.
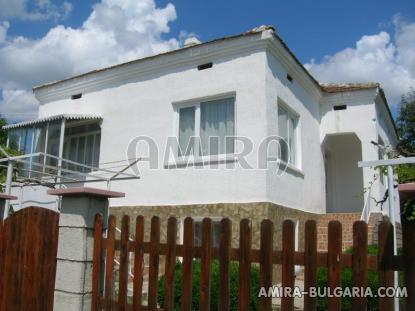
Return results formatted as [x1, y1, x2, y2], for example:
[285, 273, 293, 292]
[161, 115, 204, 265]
[171, 93, 237, 165]
[277, 99, 301, 170]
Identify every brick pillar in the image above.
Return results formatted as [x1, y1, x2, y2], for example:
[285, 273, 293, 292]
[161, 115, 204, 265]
[0, 193, 17, 220]
[48, 187, 125, 311]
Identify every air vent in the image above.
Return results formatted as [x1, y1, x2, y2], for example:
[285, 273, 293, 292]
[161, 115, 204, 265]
[333, 105, 347, 111]
[286, 73, 293, 82]
[71, 93, 82, 100]
[198, 62, 213, 71]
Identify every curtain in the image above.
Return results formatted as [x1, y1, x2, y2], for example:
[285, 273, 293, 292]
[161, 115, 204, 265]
[178, 106, 195, 156]
[200, 98, 234, 156]
[278, 106, 289, 162]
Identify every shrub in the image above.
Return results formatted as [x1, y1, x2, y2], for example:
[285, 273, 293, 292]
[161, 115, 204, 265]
[158, 260, 260, 310]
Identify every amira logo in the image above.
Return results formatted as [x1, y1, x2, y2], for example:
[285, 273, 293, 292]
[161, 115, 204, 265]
[126, 135, 293, 175]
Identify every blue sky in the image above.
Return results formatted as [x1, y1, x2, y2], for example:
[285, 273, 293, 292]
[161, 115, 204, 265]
[0, 0, 415, 120]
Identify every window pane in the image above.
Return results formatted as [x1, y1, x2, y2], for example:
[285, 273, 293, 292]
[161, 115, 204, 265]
[200, 98, 235, 156]
[85, 135, 94, 168]
[77, 136, 86, 171]
[193, 221, 221, 248]
[194, 222, 202, 246]
[178, 107, 195, 156]
[278, 106, 288, 162]
[31, 126, 47, 176]
[92, 133, 101, 168]
[46, 121, 61, 172]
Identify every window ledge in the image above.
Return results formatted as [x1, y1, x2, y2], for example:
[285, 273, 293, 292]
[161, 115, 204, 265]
[165, 154, 238, 169]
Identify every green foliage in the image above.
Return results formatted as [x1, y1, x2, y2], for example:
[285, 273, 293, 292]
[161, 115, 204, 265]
[402, 198, 415, 222]
[157, 260, 260, 311]
[395, 164, 415, 183]
[316, 266, 379, 311]
[317, 245, 403, 311]
[0, 117, 7, 146]
[396, 90, 415, 155]
[0, 146, 22, 191]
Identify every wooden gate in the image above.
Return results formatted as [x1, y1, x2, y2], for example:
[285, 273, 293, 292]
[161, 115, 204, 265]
[0, 207, 59, 311]
[92, 215, 413, 311]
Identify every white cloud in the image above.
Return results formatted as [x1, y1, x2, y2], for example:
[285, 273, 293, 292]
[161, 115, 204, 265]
[0, 0, 73, 22]
[305, 16, 415, 107]
[0, 21, 9, 43]
[0, 0, 180, 121]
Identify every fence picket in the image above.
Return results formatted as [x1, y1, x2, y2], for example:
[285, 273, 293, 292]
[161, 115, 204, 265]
[164, 217, 178, 311]
[378, 219, 394, 311]
[91, 214, 103, 311]
[282, 220, 295, 311]
[148, 216, 161, 311]
[133, 216, 145, 311]
[304, 220, 317, 311]
[218, 218, 231, 311]
[181, 217, 194, 311]
[118, 215, 130, 310]
[352, 221, 368, 311]
[239, 219, 252, 311]
[327, 221, 342, 311]
[200, 218, 213, 311]
[89, 214, 413, 311]
[104, 215, 116, 311]
[259, 219, 273, 311]
[0, 219, 4, 308]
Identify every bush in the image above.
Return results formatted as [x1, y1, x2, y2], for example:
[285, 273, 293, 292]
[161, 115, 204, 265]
[316, 245, 403, 311]
[158, 260, 260, 310]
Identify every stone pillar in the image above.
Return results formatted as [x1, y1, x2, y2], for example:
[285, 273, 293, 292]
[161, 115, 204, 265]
[48, 187, 125, 311]
[0, 193, 17, 220]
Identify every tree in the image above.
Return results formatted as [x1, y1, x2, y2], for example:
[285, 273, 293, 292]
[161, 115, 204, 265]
[395, 90, 415, 183]
[396, 89, 415, 155]
[0, 116, 7, 146]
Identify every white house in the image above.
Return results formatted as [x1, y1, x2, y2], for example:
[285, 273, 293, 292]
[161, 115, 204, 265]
[3, 26, 399, 249]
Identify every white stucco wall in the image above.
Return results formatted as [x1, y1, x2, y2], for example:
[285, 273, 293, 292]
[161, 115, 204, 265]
[38, 48, 271, 207]
[264, 51, 325, 214]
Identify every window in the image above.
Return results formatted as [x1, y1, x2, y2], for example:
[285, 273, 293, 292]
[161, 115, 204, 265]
[63, 123, 101, 172]
[278, 103, 298, 165]
[177, 97, 235, 157]
[194, 219, 221, 248]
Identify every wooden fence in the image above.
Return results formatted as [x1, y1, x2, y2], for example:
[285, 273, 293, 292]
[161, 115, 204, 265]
[91, 214, 412, 311]
[0, 207, 59, 311]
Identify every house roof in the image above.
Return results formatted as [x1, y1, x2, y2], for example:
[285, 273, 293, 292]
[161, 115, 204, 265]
[33, 25, 323, 92]
[320, 83, 380, 93]
[3, 114, 102, 129]
[29, 25, 397, 138]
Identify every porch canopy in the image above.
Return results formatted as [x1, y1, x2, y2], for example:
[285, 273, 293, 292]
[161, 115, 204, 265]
[3, 114, 102, 177]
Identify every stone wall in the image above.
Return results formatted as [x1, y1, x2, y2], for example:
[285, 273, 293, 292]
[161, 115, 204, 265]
[110, 202, 318, 251]
[110, 202, 318, 283]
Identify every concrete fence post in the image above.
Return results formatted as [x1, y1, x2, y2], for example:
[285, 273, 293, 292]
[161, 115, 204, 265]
[48, 187, 125, 311]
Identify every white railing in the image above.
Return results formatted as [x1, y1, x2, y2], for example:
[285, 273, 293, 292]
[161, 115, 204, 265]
[360, 184, 373, 223]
